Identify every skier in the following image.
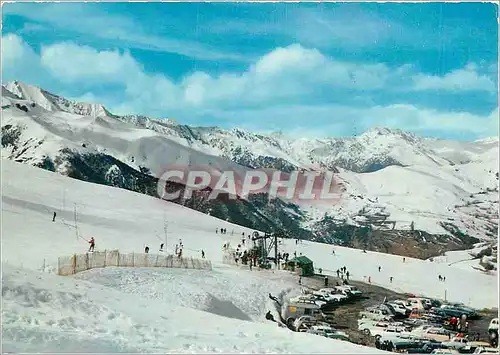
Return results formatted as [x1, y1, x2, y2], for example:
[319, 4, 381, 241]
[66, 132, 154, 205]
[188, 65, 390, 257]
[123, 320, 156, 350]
[368, 276, 371, 283]
[145, 246, 149, 254]
[216, 228, 219, 234]
[378, 266, 381, 272]
[346, 271, 350, 280]
[403, 257, 406, 263]
[52, 211, 56, 222]
[332, 249, 335, 255]
[88, 237, 95, 252]
[160, 243, 164, 252]
[336, 269, 340, 278]
[201, 250, 205, 259]
[390, 276, 393, 283]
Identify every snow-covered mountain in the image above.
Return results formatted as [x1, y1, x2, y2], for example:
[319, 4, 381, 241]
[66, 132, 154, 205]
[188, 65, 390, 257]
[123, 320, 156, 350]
[1, 81, 498, 258]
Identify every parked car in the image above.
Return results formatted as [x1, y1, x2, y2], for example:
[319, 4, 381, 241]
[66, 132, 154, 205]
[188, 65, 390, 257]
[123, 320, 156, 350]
[411, 326, 453, 342]
[358, 321, 389, 336]
[290, 295, 327, 308]
[440, 305, 479, 319]
[360, 307, 394, 322]
[441, 337, 470, 350]
[342, 285, 363, 298]
[473, 347, 500, 354]
[334, 286, 357, 300]
[489, 318, 499, 347]
[408, 298, 427, 311]
[281, 297, 323, 328]
[316, 289, 349, 303]
[307, 325, 350, 341]
[389, 302, 412, 317]
[430, 349, 459, 354]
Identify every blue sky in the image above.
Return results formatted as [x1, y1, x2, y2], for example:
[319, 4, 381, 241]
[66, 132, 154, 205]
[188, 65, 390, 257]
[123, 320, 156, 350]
[2, 2, 498, 140]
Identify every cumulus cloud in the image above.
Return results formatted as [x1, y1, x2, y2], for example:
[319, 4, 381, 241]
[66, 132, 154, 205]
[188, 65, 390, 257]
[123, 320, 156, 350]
[1, 33, 497, 140]
[412, 63, 497, 92]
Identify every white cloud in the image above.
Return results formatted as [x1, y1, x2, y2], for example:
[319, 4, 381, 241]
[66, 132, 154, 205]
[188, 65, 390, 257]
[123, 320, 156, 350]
[413, 63, 497, 92]
[1, 33, 45, 83]
[1, 33, 497, 140]
[2, 3, 245, 61]
[40, 43, 144, 84]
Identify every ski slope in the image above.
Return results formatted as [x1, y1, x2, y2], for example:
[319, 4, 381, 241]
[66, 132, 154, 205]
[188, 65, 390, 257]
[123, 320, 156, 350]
[1, 159, 387, 353]
[1, 159, 498, 352]
[2, 81, 498, 242]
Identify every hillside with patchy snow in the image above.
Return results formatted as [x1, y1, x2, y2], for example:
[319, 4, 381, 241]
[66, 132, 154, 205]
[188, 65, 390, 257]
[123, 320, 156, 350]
[1, 81, 498, 258]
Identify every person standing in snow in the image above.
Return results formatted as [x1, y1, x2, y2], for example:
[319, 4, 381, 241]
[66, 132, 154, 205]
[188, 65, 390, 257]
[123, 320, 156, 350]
[201, 250, 205, 259]
[160, 243, 164, 252]
[52, 212, 57, 222]
[216, 228, 219, 234]
[390, 276, 393, 283]
[145, 246, 149, 254]
[378, 266, 381, 272]
[88, 237, 95, 252]
[346, 271, 350, 280]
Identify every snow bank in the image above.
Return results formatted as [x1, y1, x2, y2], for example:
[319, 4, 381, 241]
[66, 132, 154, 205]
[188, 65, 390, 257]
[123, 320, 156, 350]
[2, 264, 386, 353]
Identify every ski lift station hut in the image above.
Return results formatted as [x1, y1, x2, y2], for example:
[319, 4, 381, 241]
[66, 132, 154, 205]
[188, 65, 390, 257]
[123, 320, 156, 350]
[287, 256, 315, 277]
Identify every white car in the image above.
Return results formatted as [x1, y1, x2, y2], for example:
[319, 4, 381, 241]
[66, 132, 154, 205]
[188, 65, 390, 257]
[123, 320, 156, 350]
[359, 308, 394, 322]
[342, 285, 363, 297]
[307, 325, 350, 340]
[388, 302, 411, 316]
[490, 318, 499, 331]
[430, 350, 459, 355]
[290, 295, 327, 308]
[474, 347, 500, 354]
[316, 289, 349, 303]
[358, 321, 389, 335]
[442, 337, 470, 350]
[367, 325, 406, 338]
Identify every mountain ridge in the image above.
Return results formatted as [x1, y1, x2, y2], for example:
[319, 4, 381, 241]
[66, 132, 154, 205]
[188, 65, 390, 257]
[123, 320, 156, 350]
[2, 80, 498, 258]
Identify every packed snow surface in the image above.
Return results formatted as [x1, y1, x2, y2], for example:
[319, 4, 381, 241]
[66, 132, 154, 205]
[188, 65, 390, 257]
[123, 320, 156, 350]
[2, 159, 391, 353]
[3, 264, 388, 353]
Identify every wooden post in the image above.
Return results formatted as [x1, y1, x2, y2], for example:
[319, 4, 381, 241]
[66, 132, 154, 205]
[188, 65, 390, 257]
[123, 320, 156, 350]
[72, 254, 76, 275]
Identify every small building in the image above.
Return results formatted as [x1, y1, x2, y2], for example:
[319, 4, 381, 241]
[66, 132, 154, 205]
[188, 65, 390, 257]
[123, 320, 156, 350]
[287, 256, 315, 277]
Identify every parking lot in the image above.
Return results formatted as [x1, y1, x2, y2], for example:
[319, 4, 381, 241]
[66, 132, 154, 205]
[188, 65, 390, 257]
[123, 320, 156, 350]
[286, 273, 499, 352]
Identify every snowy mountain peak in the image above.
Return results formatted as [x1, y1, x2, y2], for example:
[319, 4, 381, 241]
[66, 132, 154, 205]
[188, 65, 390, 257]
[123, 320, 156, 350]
[4, 81, 111, 118]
